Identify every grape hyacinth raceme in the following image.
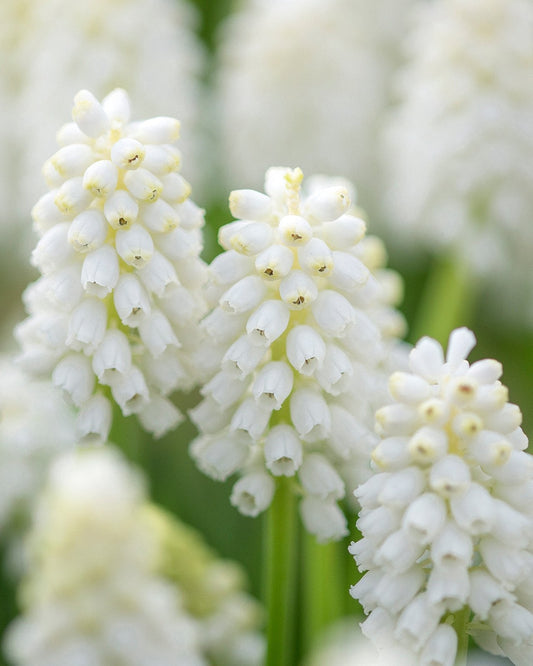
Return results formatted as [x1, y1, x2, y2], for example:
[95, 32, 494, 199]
[350, 328, 533, 665]
[16, 88, 207, 441]
[146, 506, 265, 666]
[191, 167, 405, 541]
[383, 0, 533, 281]
[4, 448, 206, 666]
[0, 357, 75, 551]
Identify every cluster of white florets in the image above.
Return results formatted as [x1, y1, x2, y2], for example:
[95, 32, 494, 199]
[0, 357, 75, 549]
[4, 448, 207, 666]
[383, 0, 533, 278]
[146, 506, 265, 666]
[191, 167, 405, 541]
[16, 89, 207, 441]
[0, 0, 207, 234]
[350, 328, 533, 665]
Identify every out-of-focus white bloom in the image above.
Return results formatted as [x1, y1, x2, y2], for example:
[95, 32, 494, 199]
[4, 447, 207, 666]
[350, 327, 533, 664]
[16, 88, 207, 440]
[146, 507, 265, 666]
[0, 356, 75, 545]
[383, 0, 533, 283]
[215, 0, 414, 210]
[303, 618, 414, 666]
[0, 0, 206, 240]
[191, 167, 406, 541]
[303, 617, 512, 665]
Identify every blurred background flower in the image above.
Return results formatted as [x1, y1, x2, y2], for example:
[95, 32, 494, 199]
[382, 0, 533, 328]
[213, 0, 414, 216]
[4, 447, 264, 666]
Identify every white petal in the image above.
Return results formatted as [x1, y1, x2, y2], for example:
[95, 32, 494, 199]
[52, 353, 95, 406]
[103, 189, 139, 229]
[230, 397, 272, 439]
[299, 453, 344, 501]
[311, 290, 354, 335]
[300, 495, 348, 542]
[108, 365, 149, 415]
[297, 238, 333, 276]
[278, 215, 312, 245]
[113, 274, 151, 326]
[264, 425, 302, 476]
[255, 244, 294, 280]
[252, 361, 293, 410]
[230, 472, 275, 517]
[191, 432, 251, 481]
[139, 199, 180, 232]
[92, 329, 132, 383]
[290, 388, 331, 442]
[286, 325, 326, 375]
[110, 137, 146, 170]
[76, 394, 112, 442]
[219, 275, 266, 314]
[68, 210, 107, 253]
[446, 327, 476, 367]
[128, 116, 180, 144]
[138, 309, 180, 358]
[304, 185, 350, 221]
[229, 189, 273, 221]
[222, 335, 266, 377]
[72, 90, 110, 137]
[246, 300, 290, 346]
[137, 396, 183, 438]
[83, 160, 118, 198]
[279, 269, 318, 309]
[115, 224, 154, 268]
[81, 245, 120, 297]
[137, 251, 179, 298]
[123, 168, 163, 202]
[66, 297, 107, 353]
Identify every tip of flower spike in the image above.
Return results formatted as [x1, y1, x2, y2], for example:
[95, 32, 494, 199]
[446, 327, 476, 367]
[72, 90, 110, 138]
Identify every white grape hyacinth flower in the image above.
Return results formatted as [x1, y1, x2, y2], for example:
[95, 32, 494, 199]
[0, 0, 207, 235]
[215, 0, 415, 212]
[350, 327, 533, 665]
[4, 447, 206, 666]
[191, 167, 406, 542]
[0, 356, 75, 554]
[16, 88, 207, 441]
[383, 0, 533, 283]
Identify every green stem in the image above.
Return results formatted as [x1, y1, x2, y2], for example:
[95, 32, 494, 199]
[301, 533, 345, 654]
[452, 607, 470, 666]
[264, 477, 298, 666]
[410, 254, 477, 347]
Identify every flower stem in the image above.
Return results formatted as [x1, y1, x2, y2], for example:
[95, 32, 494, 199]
[264, 477, 297, 666]
[453, 607, 470, 666]
[301, 533, 345, 654]
[410, 254, 477, 346]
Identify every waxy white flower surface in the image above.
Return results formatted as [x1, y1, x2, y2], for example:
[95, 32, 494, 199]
[215, 0, 414, 210]
[0, 356, 75, 541]
[16, 88, 207, 441]
[350, 328, 533, 665]
[383, 0, 533, 279]
[4, 448, 206, 666]
[191, 167, 405, 541]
